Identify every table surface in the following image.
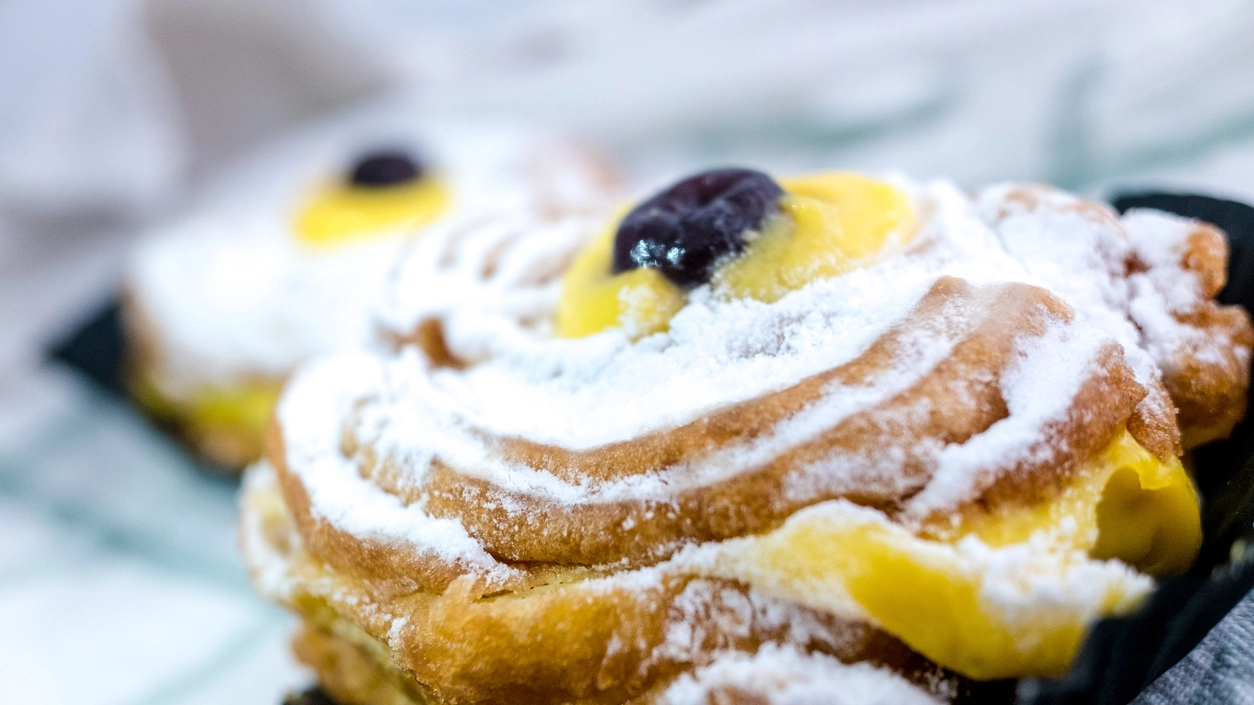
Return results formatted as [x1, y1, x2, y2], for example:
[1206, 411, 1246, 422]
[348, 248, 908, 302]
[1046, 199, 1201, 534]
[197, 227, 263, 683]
[0, 227, 308, 704]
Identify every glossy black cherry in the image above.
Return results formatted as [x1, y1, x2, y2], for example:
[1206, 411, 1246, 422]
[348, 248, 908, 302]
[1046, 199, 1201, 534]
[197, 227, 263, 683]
[349, 150, 423, 187]
[613, 168, 783, 286]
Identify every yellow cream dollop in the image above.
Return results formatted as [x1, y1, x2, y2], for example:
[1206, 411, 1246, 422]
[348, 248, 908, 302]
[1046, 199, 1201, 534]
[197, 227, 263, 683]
[715, 173, 916, 302]
[296, 176, 449, 248]
[132, 373, 283, 467]
[556, 212, 688, 339]
[959, 427, 1201, 575]
[556, 172, 915, 338]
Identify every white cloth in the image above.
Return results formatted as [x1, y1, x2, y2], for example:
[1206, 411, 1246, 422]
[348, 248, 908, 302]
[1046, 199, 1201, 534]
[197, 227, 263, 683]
[1132, 590, 1254, 705]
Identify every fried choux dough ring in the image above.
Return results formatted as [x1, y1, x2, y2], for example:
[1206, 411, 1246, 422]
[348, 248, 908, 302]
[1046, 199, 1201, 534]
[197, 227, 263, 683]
[244, 170, 1251, 704]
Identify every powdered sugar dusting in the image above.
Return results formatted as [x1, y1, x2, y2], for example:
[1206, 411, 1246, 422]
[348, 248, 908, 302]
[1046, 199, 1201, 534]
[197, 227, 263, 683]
[278, 351, 516, 583]
[1122, 209, 1237, 372]
[378, 208, 599, 360]
[903, 318, 1105, 519]
[976, 185, 1158, 388]
[362, 179, 1033, 455]
[659, 644, 943, 705]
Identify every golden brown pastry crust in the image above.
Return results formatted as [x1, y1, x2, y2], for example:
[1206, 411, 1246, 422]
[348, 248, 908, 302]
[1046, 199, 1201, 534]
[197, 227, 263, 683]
[248, 466, 958, 705]
[290, 616, 986, 705]
[989, 187, 1253, 449]
[293, 625, 428, 705]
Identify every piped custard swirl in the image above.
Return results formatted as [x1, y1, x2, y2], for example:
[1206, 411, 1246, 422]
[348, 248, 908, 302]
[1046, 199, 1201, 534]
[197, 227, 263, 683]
[245, 171, 1252, 704]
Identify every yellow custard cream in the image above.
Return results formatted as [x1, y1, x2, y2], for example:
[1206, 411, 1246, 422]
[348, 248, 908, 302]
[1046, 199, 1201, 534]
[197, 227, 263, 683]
[132, 372, 284, 468]
[558, 172, 916, 338]
[296, 176, 449, 248]
[697, 429, 1198, 680]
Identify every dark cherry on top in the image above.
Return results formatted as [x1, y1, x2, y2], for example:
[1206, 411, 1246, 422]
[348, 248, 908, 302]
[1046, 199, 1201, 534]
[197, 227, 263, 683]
[613, 168, 784, 287]
[349, 150, 423, 187]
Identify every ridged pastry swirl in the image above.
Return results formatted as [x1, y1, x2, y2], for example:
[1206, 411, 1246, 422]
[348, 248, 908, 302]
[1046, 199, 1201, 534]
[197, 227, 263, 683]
[243, 175, 1251, 705]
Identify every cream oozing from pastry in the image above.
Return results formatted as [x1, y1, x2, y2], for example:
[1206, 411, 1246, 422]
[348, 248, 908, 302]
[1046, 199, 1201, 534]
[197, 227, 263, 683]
[657, 644, 945, 705]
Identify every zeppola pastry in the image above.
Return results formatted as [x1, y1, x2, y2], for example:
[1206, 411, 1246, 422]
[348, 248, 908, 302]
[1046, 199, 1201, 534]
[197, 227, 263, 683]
[126, 114, 614, 469]
[241, 168, 1252, 704]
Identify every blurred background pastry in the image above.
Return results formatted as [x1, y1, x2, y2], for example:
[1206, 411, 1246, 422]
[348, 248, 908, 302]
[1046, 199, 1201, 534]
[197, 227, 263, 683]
[242, 167, 1249, 704]
[124, 100, 615, 469]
